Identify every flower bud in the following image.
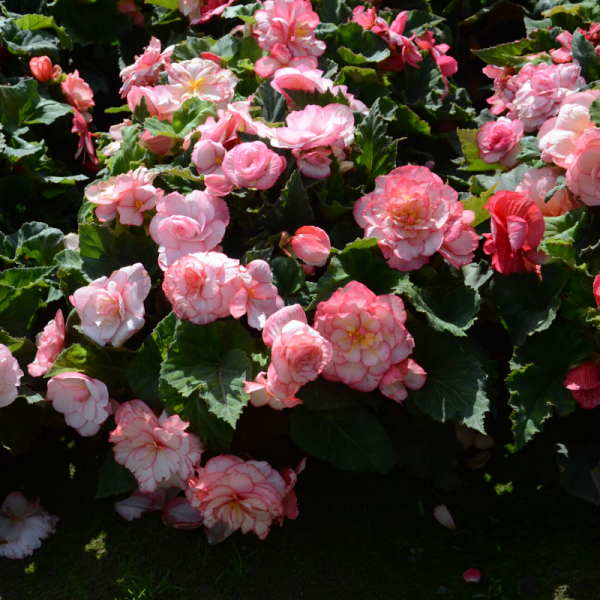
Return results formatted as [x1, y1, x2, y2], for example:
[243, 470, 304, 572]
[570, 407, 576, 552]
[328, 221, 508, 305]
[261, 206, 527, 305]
[30, 56, 54, 82]
[290, 226, 331, 267]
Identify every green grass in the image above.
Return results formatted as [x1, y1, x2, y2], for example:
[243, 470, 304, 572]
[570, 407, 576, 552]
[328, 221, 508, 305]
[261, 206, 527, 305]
[1, 409, 599, 600]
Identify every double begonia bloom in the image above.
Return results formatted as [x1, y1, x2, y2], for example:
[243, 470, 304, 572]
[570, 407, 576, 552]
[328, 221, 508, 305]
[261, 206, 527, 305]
[230, 260, 284, 330]
[565, 361, 600, 410]
[353, 165, 478, 271]
[314, 281, 417, 395]
[0, 344, 23, 409]
[244, 371, 302, 410]
[28, 309, 65, 377]
[515, 167, 579, 217]
[378, 358, 427, 403]
[127, 85, 180, 121]
[85, 166, 163, 225]
[29, 56, 61, 82]
[115, 488, 167, 522]
[162, 251, 242, 325]
[167, 59, 238, 107]
[61, 70, 94, 114]
[70, 263, 151, 348]
[119, 36, 173, 97]
[262, 305, 332, 399]
[289, 226, 331, 267]
[0, 492, 59, 559]
[46, 372, 112, 437]
[254, 0, 325, 59]
[538, 91, 600, 168]
[222, 142, 286, 190]
[482, 191, 546, 275]
[185, 455, 291, 540]
[506, 63, 585, 131]
[150, 190, 230, 271]
[566, 129, 600, 206]
[255, 44, 317, 79]
[110, 400, 204, 493]
[477, 118, 524, 167]
[191, 139, 227, 175]
[483, 64, 519, 115]
[271, 104, 354, 178]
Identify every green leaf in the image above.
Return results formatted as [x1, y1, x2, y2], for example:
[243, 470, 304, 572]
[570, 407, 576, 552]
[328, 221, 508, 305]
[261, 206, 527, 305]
[127, 313, 178, 409]
[271, 256, 307, 305]
[171, 97, 217, 137]
[254, 81, 287, 124]
[290, 406, 395, 474]
[590, 97, 600, 124]
[265, 169, 314, 233]
[472, 38, 535, 66]
[171, 37, 215, 62]
[404, 10, 445, 36]
[335, 67, 391, 108]
[325, 23, 391, 65]
[457, 128, 502, 171]
[297, 377, 382, 410]
[0, 266, 53, 289]
[539, 206, 588, 265]
[516, 135, 542, 163]
[285, 87, 351, 110]
[395, 53, 445, 110]
[461, 183, 497, 227]
[556, 444, 600, 505]
[391, 104, 432, 136]
[409, 323, 490, 433]
[145, 0, 178, 8]
[143, 117, 179, 140]
[571, 30, 600, 83]
[0, 398, 44, 456]
[95, 451, 138, 500]
[315, 158, 352, 220]
[222, 3, 261, 22]
[110, 125, 146, 176]
[19, 224, 64, 266]
[159, 320, 253, 428]
[15, 14, 72, 49]
[0, 285, 44, 337]
[315, 0, 352, 24]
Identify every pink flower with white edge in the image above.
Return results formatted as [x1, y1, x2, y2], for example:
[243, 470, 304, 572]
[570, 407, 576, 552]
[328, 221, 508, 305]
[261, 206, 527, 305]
[127, 85, 180, 121]
[271, 104, 354, 178]
[483, 64, 519, 116]
[222, 142, 286, 190]
[565, 361, 600, 410]
[110, 400, 204, 493]
[254, 0, 325, 59]
[0, 492, 58, 559]
[262, 304, 332, 399]
[516, 167, 580, 217]
[191, 139, 227, 175]
[162, 497, 204, 529]
[0, 344, 23, 409]
[255, 44, 317, 79]
[70, 263, 151, 348]
[61, 70, 94, 114]
[114, 488, 167, 521]
[162, 251, 242, 325]
[506, 62, 585, 131]
[289, 226, 331, 267]
[185, 454, 287, 540]
[150, 190, 230, 271]
[119, 37, 174, 97]
[550, 31, 573, 64]
[230, 260, 284, 330]
[167, 59, 238, 108]
[353, 165, 478, 271]
[566, 129, 600, 206]
[463, 568, 482, 583]
[477, 118, 524, 167]
[378, 359, 426, 402]
[28, 309, 65, 378]
[244, 371, 302, 410]
[46, 372, 112, 437]
[314, 281, 416, 393]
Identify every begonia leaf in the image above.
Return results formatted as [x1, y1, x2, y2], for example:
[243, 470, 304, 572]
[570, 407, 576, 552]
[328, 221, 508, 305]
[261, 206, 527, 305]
[95, 451, 138, 500]
[316, 158, 352, 220]
[271, 257, 309, 306]
[254, 81, 287, 124]
[15, 13, 72, 49]
[0, 285, 44, 337]
[265, 169, 314, 233]
[297, 378, 382, 410]
[556, 443, 600, 505]
[472, 38, 535, 65]
[461, 183, 497, 227]
[590, 97, 600, 124]
[110, 125, 146, 176]
[394, 54, 445, 110]
[285, 88, 350, 110]
[171, 97, 217, 137]
[320, 22, 390, 65]
[171, 36, 216, 62]
[539, 207, 588, 266]
[404, 10, 445, 36]
[315, 0, 352, 24]
[457, 128, 502, 171]
[571, 30, 600, 83]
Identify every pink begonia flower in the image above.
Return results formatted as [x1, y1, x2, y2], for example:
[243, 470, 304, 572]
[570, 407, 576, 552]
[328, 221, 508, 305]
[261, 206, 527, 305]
[117, 0, 144, 25]
[255, 44, 317, 78]
[463, 568, 482, 583]
[162, 251, 242, 325]
[262, 304, 332, 399]
[433, 504, 457, 530]
[538, 91, 600, 168]
[483, 64, 519, 115]
[279, 457, 305, 523]
[61, 70, 94, 114]
[371, 11, 423, 73]
[140, 130, 178, 156]
[30, 56, 60, 82]
[506, 63, 585, 131]
[550, 31, 573, 63]
[28, 309, 65, 377]
[110, 400, 204, 493]
[594, 274, 600, 308]
[115, 488, 167, 521]
[352, 5, 377, 29]
[353, 165, 478, 271]
[222, 142, 286, 189]
[85, 166, 163, 225]
[71, 108, 99, 171]
[162, 497, 204, 529]
[515, 167, 580, 217]
[565, 361, 600, 410]
[127, 85, 180, 121]
[416, 30, 458, 78]
[482, 191, 547, 276]
[0, 344, 23, 409]
[378, 358, 427, 402]
[102, 119, 133, 157]
[185, 454, 291, 540]
[46, 372, 112, 437]
[119, 36, 173, 97]
[477, 118, 524, 167]
[178, 0, 235, 24]
[566, 129, 600, 206]
[191, 139, 227, 175]
[314, 281, 418, 394]
[70, 263, 151, 348]
[254, 0, 326, 59]
[0, 492, 58, 559]
[166, 59, 238, 108]
[230, 260, 284, 330]
[244, 371, 302, 410]
[149, 190, 229, 271]
[271, 104, 354, 178]
[289, 226, 331, 267]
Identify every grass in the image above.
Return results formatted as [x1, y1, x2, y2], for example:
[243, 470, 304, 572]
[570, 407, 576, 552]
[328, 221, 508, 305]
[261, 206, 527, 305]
[1, 406, 600, 600]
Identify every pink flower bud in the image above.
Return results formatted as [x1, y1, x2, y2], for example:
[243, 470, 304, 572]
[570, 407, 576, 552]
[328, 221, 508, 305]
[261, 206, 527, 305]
[30, 56, 54, 82]
[290, 226, 331, 267]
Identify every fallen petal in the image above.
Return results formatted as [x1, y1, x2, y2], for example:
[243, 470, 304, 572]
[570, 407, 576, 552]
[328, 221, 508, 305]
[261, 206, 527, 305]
[433, 504, 457, 530]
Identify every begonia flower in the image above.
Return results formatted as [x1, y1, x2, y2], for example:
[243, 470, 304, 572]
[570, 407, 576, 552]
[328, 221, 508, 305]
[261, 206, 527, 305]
[102, 119, 133, 157]
[63, 233, 80, 251]
[30, 56, 59, 82]
[191, 139, 227, 175]
[483, 64, 519, 116]
[28, 309, 65, 377]
[61, 70, 95, 114]
[515, 167, 579, 217]
[566, 129, 600, 206]
[221, 141, 286, 190]
[178, 0, 235, 24]
[140, 130, 178, 156]
[477, 118, 524, 167]
[244, 371, 302, 410]
[288, 226, 331, 267]
[119, 36, 173, 97]
[352, 5, 377, 29]
[71, 109, 98, 170]
[127, 85, 180, 121]
[565, 361, 600, 409]
[115, 488, 167, 521]
[255, 44, 317, 78]
[0, 344, 23, 409]
[70, 263, 151, 348]
[378, 358, 427, 402]
[550, 31, 573, 63]
[162, 497, 204, 529]
[463, 568, 482, 583]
